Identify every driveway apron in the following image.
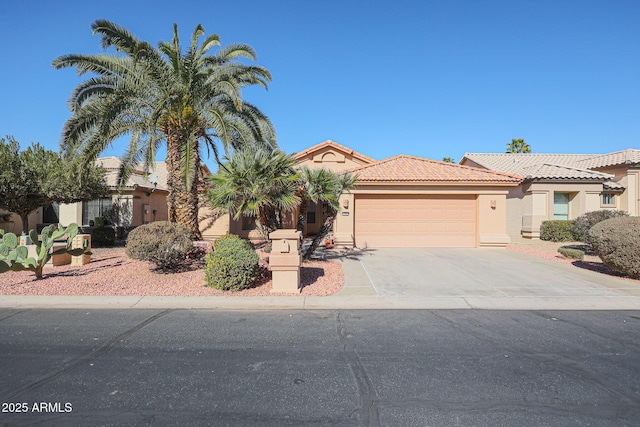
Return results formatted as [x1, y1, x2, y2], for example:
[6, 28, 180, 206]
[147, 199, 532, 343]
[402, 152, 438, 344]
[338, 248, 640, 299]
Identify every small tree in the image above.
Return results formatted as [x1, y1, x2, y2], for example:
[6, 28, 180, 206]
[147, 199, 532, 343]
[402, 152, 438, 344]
[442, 157, 455, 163]
[506, 138, 531, 153]
[0, 136, 109, 234]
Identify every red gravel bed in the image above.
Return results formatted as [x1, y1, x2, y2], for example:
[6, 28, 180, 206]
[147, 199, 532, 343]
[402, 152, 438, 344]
[0, 248, 344, 296]
[507, 244, 640, 284]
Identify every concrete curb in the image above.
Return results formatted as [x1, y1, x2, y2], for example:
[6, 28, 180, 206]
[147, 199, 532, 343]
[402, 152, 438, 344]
[1, 295, 639, 310]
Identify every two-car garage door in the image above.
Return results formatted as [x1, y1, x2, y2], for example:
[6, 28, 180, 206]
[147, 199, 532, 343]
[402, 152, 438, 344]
[354, 194, 477, 248]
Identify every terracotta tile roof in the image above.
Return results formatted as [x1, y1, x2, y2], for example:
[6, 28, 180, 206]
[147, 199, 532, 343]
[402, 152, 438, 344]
[604, 181, 626, 191]
[518, 163, 614, 180]
[462, 153, 596, 175]
[575, 149, 640, 169]
[349, 155, 522, 183]
[293, 140, 376, 164]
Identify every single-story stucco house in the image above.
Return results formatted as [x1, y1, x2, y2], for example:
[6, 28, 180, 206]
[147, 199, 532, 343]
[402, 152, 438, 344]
[460, 149, 640, 239]
[200, 140, 523, 248]
[0, 157, 171, 235]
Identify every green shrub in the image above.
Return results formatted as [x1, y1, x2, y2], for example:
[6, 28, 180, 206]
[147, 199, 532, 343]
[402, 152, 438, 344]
[204, 245, 259, 291]
[214, 234, 254, 251]
[557, 247, 585, 261]
[126, 221, 194, 270]
[91, 226, 116, 247]
[540, 220, 574, 242]
[589, 217, 640, 279]
[570, 210, 628, 243]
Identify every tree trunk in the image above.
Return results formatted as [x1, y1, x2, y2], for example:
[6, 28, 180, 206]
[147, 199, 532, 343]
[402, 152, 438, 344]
[296, 197, 309, 234]
[20, 212, 29, 235]
[303, 209, 336, 261]
[166, 133, 202, 240]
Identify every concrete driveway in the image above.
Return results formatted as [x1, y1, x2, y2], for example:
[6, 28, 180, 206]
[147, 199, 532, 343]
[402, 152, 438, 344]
[335, 248, 640, 302]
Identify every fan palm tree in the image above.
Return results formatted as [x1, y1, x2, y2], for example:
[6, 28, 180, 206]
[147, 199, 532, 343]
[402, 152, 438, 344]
[205, 147, 300, 241]
[506, 138, 531, 153]
[52, 20, 276, 238]
[300, 170, 357, 260]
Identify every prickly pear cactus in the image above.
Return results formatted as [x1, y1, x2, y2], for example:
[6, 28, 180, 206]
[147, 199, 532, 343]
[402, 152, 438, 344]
[0, 223, 90, 279]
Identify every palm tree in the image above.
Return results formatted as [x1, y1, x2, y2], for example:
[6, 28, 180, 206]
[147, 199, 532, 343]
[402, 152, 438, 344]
[506, 138, 531, 153]
[205, 147, 300, 241]
[442, 157, 455, 163]
[295, 167, 342, 233]
[300, 171, 357, 261]
[52, 20, 276, 238]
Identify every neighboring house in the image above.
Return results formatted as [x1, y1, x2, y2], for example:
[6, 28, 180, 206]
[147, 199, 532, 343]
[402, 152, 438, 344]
[40, 157, 170, 232]
[201, 140, 523, 248]
[460, 149, 640, 239]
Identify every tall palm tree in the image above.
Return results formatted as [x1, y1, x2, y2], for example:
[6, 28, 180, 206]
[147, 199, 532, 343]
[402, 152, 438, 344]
[52, 20, 276, 238]
[301, 170, 357, 260]
[506, 138, 531, 153]
[205, 147, 300, 241]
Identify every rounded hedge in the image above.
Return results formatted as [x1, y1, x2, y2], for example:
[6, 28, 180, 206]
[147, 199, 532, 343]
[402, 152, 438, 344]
[204, 244, 259, 291]
[91, 226, 116, 247]
[540, 220, 573, 242]
[213, 234, 254, 252]
[126, 221, 194, 270]
[570, 210, 628, 243]
[588, 216, 640, 279]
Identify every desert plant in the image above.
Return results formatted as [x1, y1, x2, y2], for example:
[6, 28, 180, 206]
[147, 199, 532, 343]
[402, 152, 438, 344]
[126, 222, 194, 270]
[91, 226, 116, 247]
[540, 220, 574, 242]
[557, 247, 585, 261]
[589, 217, 640, 279]
[213, 234, 254, 252]
[0, 223, 90, 279]
[570, 210, 628, 243]
[204, 244, 259, 291]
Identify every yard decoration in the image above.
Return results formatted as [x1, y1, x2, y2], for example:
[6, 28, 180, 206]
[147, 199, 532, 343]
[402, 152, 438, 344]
[0, 223, 91, 279]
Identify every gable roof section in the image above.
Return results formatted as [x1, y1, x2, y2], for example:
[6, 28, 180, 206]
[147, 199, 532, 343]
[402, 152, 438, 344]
[293, 140, 376, 165]
[518, 163, 614, 180]
[575, 149, 640, 169]
[97, 157, 169, 191]
[350, 155, 522, 184]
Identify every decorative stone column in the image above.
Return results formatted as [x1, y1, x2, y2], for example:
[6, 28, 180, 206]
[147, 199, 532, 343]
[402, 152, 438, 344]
[268, 229, 302, 293]
[71, 234, 91, 266]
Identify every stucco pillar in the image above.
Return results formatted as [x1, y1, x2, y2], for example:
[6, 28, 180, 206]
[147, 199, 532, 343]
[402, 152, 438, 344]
[268, 229, 302, 293]
[333, 193, 355, 247]
[521, 189, 548, 239]
[477, 194, 510, 247]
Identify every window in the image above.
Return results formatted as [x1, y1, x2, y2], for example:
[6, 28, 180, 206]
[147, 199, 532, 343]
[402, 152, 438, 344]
[553, 193, 570, 220]
[43, 203, 59, 223]
[307, 201, 316, 224]
[82, 198, 114, 225]
[242, 215, 257, 230]
[601, 193, 615, 207]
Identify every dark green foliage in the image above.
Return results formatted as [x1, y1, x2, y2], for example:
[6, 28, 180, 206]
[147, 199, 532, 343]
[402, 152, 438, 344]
[0, 136, 109, 234]
[91, 226, 116, 247]
[570, 210, 628, 243]
[126, 222, 194, 270]
[205, 241, 259, 291]
[557, 247, 585, 261]
[540, 220, 574, 242]
[589, 217, 640, 279]
[213, 234, 254, 251]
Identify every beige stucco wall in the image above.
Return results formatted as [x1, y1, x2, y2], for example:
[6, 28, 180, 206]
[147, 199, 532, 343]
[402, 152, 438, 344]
[335, 184, 513, 247]
[596, 166, 639, 216]
[294, 149, 368, 173]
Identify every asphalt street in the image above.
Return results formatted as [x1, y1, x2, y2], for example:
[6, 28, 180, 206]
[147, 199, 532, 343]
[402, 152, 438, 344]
[1, 309, 639, 426]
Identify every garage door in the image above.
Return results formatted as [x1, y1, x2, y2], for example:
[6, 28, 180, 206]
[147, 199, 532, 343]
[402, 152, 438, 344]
[354, 194, 477, 248]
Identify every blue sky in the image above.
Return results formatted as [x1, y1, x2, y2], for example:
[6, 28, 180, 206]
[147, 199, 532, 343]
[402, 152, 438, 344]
[1, 0, 638, 170]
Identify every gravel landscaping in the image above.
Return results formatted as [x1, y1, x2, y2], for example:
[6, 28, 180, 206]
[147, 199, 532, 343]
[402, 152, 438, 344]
[0, 247, 344, 296]
[507, 238, 640, 284]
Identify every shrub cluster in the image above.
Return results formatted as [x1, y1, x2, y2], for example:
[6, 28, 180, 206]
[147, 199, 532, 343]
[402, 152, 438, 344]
[540, 220, 573, 242]
[205, 234, 259, 291]
[126, 221, 194, 270]
[557, 247, 585, 261]
[570, 210, 628, 243]
[589, 217, 640, 279]
[91, 226, 116, 247]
